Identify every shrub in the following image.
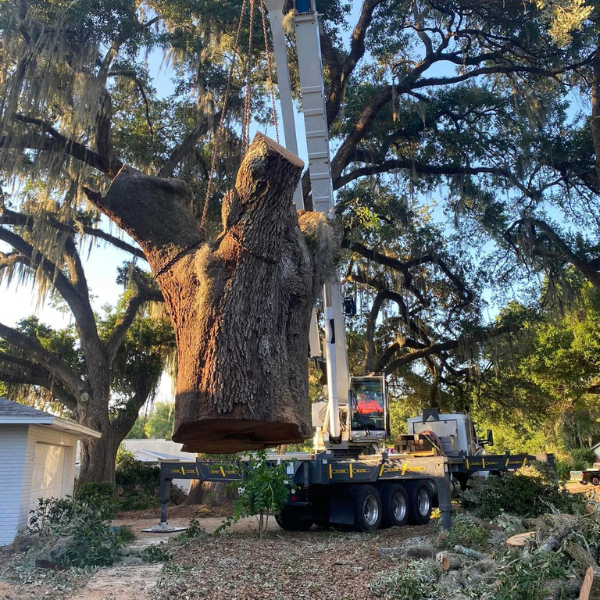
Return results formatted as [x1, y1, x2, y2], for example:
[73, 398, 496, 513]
[76, 482, 119, 519]
[178, 518, 203, 539]
[572, 448, 597, 470]
[462, 463, 584, 519]
[369, 560, 440, 600]
[115, 525, 136, 543]
[27, 496, 126, 568]
[216, 450, 290, 539]
[555, 459, 572, 481]
[435, 513, 490, 550]
[115, 447, 161, 510]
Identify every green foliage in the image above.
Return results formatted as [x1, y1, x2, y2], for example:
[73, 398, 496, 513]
[75, 482, 119, 519]
[26, 496, 126, 567]
[126, 416, 148, 439]
[462, 465, 583, 519]
[472, 283, 600, 458]
[127, 402, 175, 440]
[571, 447, 597, 468]
[115, 525, 136, 543]
[369, 560, 440, 600]
[493, 551, 574, 600]
[142, 542, 172, 563]
[178, 518, 204, 539]
[115, 447, 160, 511]
[435, 513, 491, 550]
[217, 451, 290, 539]
[100, 293, 175, 413]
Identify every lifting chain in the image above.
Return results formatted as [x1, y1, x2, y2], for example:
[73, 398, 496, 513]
[202, 0, 281, 235]
[261, 0, 279, 144]
[201, 0, 248, 234]
[241, 0, 256, 155]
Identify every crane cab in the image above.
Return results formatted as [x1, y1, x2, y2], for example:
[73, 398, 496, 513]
[347, 376, 389, 445]
[311, 375, 389, 451]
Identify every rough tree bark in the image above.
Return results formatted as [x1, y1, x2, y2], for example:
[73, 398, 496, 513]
[86, 134, 337, 453]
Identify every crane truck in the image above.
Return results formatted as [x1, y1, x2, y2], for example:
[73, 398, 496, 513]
[147, 0, 553, 534]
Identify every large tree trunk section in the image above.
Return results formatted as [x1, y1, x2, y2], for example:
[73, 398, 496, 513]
[87, 134, 337, 453]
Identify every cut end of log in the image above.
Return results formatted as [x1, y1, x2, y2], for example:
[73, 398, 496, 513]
[174, 419, 307, 453]
[506, 531, 536, 548]
[251, 132, 305, 168]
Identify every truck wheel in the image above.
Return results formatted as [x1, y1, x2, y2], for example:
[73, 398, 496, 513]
[592, 476, 600, 486]
[407, 482, 433, 525]
[380, 484, 409, 528]
[276, 507, 313, 531]
[352, 485, 382, 532]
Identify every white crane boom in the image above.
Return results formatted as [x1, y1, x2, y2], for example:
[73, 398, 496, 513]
[264, 0, 349, 441]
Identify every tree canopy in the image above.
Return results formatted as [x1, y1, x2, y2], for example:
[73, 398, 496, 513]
[2, 0, 600, 471]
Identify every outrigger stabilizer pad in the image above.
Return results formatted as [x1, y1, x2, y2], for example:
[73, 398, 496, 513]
[141, 522, 188, 534]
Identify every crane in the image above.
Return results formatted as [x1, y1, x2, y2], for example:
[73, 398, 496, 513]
[263, 0, 388, 453]
[146, 1, 558, 535]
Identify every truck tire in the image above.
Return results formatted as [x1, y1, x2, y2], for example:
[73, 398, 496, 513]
[407, 481, 433, 525]
[380, 483, 409, 528]
[276, 507, 313, 531]
[592, 476, 600, 486]
[352, 485, 382, 532]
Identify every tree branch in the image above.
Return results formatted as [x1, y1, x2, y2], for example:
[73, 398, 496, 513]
[0, 352, 78, 410]
[505, 217, 600, 288]
[10, 114, 122, 177]
[0, 322, 86, 397]
[158, 112, 217, 178]
[343, 239, 472, 303]
[0, 227, 104, 356]
[381, 325, 514, 374]
[0, 203, 146, 260]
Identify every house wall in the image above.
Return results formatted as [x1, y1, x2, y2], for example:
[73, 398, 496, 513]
[18, 426, 79, 531]
[0, 425, 29, 546]
[0, 425, 79, 546]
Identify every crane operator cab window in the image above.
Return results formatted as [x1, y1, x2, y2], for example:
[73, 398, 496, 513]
[350, 378, 386, 432]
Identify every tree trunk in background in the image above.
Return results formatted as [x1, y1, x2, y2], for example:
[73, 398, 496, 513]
[75, 366, 123, 485]
[87, 134, 338, 454]
[185, 480, 237, 507]
[78, 425, 121, 485]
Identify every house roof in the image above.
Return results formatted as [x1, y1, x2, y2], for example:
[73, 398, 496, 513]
[0, 397, 101, 438]
[122, 439, 196, 462]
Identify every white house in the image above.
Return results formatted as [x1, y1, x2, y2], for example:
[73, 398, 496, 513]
[0, 397, 101, 546]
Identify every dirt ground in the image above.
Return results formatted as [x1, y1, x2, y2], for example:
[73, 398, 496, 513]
[3, 483, 596, 600]
[153, 522, 431, 600]
[0, 506, 431, 600]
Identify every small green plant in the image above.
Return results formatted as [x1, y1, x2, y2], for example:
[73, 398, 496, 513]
[435, 513, 491, 550]
[369, 560, 440, 600]
[142, 542, 172, 563]
[177, 517, 204, 540]
[462, 463, 584, 519]
[115, 525, 136, 543]
[216, 450, 290, 539]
